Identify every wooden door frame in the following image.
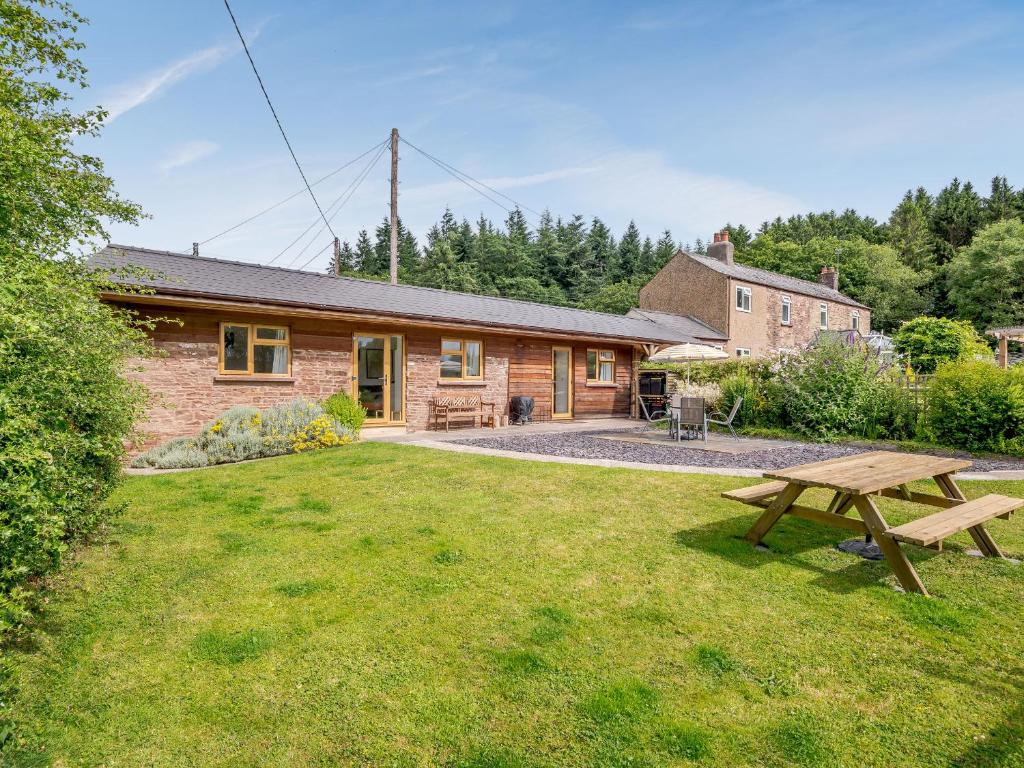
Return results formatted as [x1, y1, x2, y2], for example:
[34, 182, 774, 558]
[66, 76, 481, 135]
[551, 345, 574, 419]
[352, 331, 406, 426]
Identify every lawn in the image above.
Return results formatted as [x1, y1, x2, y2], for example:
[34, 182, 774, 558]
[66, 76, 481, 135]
[5, 442, 1024, 767]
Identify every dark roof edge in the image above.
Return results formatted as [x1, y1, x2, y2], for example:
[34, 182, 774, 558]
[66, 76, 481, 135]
[101, 243, 675, 326]
[683, 250, 870, 309]
[103, 285, 684, 345]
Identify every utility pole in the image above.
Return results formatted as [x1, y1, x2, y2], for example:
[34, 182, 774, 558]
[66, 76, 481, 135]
[389, 127, 399, 285]
[332, 237, 341, 276]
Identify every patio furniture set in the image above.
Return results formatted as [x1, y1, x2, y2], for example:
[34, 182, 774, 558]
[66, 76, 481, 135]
[638, 393, 743, 443]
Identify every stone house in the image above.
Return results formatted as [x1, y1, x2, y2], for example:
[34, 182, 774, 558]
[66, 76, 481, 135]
[636, 231, 870, 358]
[93, 245, 695, 444]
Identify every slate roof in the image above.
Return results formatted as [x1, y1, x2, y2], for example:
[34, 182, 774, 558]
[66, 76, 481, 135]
[687, 251, 869, 309]
[91, 245, 693, 344]
[625, 309, 727, 341]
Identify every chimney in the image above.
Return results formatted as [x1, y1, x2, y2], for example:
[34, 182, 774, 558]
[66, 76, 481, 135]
[707, 229, 734, 265]
[818, 265, 839, 291]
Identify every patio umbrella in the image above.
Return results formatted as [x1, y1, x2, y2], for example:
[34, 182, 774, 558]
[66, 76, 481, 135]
[649, 342, 730, 383]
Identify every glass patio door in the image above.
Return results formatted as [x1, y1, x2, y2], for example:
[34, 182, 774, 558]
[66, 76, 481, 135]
[552, 346, 573, 419]
[353, 333, 404, 424]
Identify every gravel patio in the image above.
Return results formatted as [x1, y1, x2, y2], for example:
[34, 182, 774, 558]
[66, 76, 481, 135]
[454, 427, 1024, 473]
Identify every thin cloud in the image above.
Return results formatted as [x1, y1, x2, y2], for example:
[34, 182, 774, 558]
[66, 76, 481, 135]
[374, 64, 453, 86]
[158, 140, 220, 173]
[403, 165, 599, 205]
[100, 22, 267, 123]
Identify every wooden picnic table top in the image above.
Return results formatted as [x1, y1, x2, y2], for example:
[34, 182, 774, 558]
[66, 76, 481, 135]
[762, 450, 973, 496]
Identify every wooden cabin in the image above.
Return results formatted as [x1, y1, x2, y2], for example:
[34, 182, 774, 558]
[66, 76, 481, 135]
[93, 245, 696, 444]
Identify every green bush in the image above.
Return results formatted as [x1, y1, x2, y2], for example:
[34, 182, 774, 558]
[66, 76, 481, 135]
[718, 374, 760, 427]
[926, 361, 1024, 454]
[1, 256, 150, 636]
[776, 335, 909, 441]
[893, 316, 992, 374]
[131, 399, 356, 469]
[323, 391, 366, 434]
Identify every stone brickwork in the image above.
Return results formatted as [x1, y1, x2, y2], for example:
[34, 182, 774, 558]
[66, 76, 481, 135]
[638, 250, 871, 358]
[123, 302, 637, 446]
[639, 253, 730, 336]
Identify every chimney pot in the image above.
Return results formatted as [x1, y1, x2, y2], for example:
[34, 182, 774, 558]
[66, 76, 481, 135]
[721, 230, 729, 242]
[707, 230, 735, 265]
[818, 265, 839, 291]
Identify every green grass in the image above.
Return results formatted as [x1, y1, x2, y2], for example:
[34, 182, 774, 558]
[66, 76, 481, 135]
[5, 442, 1024, 766]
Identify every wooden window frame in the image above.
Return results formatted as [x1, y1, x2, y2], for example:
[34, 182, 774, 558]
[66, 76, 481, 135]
[781, 295, 791, 325]
[736, 285, 752, 313]
[851, 310, 861, 331]
[218, 322, 291, 377]
[736, 347, 751, 358]
[440, 338, 484, 381]
[819, 303, 829, 330]
[586, 348, 616, 383]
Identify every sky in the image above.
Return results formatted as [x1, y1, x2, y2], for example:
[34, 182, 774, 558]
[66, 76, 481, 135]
[73, 0, 1024, 272]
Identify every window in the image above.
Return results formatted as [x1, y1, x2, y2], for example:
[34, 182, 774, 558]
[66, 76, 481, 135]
[220, 323, 290, 376]
[851, 310, 860, 331]
[819, 303, 828, 329]
[440, 338, 483, 380]
[586, 349, 616, 382]
[781, 295, 791, 325]
[736, 286, 752, 312]
[736, 348, 751, 358]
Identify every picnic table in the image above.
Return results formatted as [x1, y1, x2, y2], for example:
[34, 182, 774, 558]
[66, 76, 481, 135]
[723, 451, 1023, 596]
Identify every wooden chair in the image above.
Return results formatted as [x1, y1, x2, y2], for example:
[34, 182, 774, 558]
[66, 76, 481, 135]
[430, 395, 496, 432]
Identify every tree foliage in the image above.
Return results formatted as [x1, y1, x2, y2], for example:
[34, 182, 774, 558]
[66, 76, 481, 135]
[947, 220, 1024, 333]
[892, 316, 991, 374]
[1, 0, 149, 642]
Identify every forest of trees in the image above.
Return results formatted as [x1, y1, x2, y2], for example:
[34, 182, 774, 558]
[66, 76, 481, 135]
[331, 176, 1024, 333]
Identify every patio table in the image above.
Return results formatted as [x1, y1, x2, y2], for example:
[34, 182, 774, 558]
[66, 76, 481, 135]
[723, 451, 1023, 596]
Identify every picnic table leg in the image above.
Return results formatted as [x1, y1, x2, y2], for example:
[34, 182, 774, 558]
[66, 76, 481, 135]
[934, 474, 1005, 558]
[853, 496, 929, 596]
[745, 483, 805, 545]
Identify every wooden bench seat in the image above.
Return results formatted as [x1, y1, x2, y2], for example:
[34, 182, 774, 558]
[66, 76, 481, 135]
[722, 481, 789, 505]
[885, 494, 1024, 547]
[430, 396, 496, 432]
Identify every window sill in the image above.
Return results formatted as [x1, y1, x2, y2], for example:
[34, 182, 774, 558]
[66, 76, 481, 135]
[437, 379, 487, 387]
[214, 375, 295, 383]
[586, 381, 618, 388]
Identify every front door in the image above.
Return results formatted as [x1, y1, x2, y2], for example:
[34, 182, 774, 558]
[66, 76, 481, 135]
[353, 333, 405, 424]
[552, 346, 573, 419]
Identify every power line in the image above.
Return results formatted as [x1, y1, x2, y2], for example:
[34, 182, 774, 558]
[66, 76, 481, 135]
[223, 0, 337, 240]
[293, 143, 389, 271]
[400, 136, 543, 218]
[189, 139, 388, 251]
[272, 141, 387, 267]
[268, 142, 389, 266]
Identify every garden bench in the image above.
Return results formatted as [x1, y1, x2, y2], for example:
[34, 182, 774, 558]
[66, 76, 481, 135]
[885, 494, 1021, 553]
[430, 395, 496, 431]
[722, 451, 1023, 596]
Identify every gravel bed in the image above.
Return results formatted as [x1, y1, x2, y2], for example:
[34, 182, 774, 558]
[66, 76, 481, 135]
[455, 430, 1024, 472]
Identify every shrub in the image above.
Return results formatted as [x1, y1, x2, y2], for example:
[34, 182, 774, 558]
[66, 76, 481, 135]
[675, 381, 722, 408]
[776, 335, 897, 441]
[893, 316, 992, 374]
[132, 399, 356, 469]
[323, 391, 366, 434]
[926, 361, 1024, 453]
[1, 256, 151, 636]
[718, 374, 760, 427]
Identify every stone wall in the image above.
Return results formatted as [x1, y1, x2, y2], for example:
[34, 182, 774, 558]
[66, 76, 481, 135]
[638, 252, 730, 336]
[122, 302, 637, 445]
[725, 279, 870, 357]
